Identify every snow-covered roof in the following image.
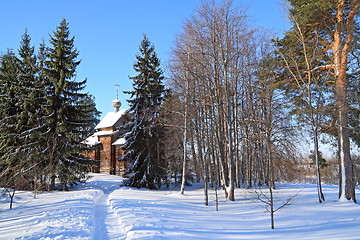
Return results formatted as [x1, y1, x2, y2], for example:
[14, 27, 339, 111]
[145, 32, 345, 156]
[95, 109, 127, 130]
[93, 131, 117, 136]
[82, 135, 100, 146]
[112, 137, 126, 146]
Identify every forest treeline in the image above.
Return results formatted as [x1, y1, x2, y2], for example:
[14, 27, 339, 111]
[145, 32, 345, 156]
[0, 19, 100, 204]
[1, 0, 360, 211]
[157, 0, 360, 204]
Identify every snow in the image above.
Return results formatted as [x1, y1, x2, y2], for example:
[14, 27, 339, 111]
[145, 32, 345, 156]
[95, 109, 127, 130]
[83, 135, 100, 146]
[112, 137, 126, 146]
[93, 131, 117, 136]
[1, 174, 360, 240]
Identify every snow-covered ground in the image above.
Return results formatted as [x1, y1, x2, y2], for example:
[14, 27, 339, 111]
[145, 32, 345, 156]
[1, 174, 360, 240]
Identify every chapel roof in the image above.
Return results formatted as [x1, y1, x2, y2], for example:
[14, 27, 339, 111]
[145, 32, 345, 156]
[112, 137, 126, 146]
[83, 135, 100, 146]
[95, 109, 127, 130]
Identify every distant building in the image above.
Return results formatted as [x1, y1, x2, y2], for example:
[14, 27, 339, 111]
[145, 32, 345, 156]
[83, 95, 129, 176]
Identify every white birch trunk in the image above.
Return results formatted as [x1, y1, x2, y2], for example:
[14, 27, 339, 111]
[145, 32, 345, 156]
[180, 79, 189, 195]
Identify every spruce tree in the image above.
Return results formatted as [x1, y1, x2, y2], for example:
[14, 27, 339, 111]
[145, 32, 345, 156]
[16, 30, 43, 161]
[123, 35, 166, 189]
[0, 49, 21, 188]
[31, 40, 51, 182]
[0, 30, 41, 189]
[43, 19, 99, 190]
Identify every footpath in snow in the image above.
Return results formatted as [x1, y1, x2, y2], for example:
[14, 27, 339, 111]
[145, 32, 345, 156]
[1, 173, 360, 239]
[0, 174, 125, 240]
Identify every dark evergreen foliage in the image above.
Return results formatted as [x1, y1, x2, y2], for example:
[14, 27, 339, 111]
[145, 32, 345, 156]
[0, 20, 99, 193]
[0, 30, 42, 189]
[122, 35, 166, 190]
[16, 30, 46, 167]
[309, 150, 328, 169]
[42, 19, 99, 190]
[284, 0, 360, 143]
[0, 49, 22, 188]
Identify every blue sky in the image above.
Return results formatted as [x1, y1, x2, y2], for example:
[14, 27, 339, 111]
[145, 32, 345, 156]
[0, 0, 290, 117]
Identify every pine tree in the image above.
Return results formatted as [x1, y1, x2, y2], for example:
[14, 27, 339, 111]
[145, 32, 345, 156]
[283, 0, 359, 203]
[275, 9, 330, 203]
[43, 19, 99, 190]
[122, 35, 166, 190]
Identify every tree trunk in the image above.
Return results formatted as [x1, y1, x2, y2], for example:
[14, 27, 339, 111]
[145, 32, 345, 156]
[314, 128, 325, 203]
[33, 176, 37, 198]
[227, 91, 235, 201]
[180, 79, 189, 195]
[50, 174, 56, 190]
[9, 189, 16, 209]
[270, 186, 275, 229]
[334, 0, 357, 202]
[190, 134, 200, 182]
[204, 155, 209, 206]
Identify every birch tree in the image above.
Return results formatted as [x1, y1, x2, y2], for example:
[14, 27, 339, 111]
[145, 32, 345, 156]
[169, 0, 300, 204]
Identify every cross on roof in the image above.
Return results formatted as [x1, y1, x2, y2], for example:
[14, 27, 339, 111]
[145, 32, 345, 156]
[114, 84, 120, 100]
